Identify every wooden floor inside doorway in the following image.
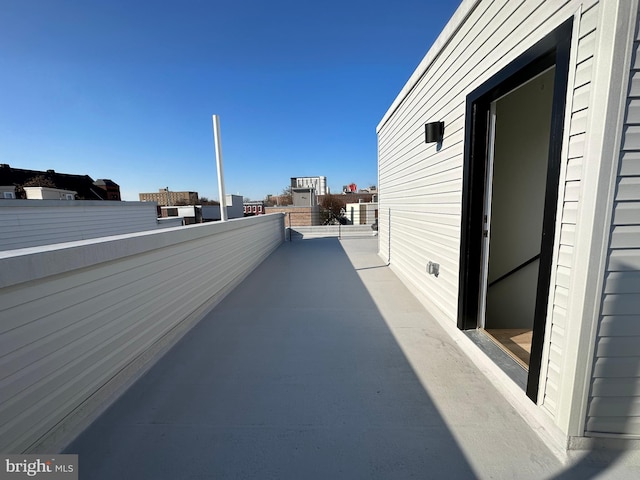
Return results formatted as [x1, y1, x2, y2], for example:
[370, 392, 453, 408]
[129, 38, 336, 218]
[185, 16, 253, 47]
[484, 329, 532, 370]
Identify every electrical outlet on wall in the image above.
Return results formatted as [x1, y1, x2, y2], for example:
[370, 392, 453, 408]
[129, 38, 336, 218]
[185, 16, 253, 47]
[427, 261, 439, 277]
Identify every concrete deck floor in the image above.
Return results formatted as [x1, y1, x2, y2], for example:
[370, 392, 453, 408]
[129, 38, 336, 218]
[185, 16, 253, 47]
[65, 238, 640, 479]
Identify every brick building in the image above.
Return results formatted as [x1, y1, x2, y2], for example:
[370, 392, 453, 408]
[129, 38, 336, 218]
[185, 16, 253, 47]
[265, 206, 321, 226]
[243, 201, 266, 216]
[139, 188, 198, 206]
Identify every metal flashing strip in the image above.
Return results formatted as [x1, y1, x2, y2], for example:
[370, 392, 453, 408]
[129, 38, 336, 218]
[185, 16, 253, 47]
[464, 329, 528, 391]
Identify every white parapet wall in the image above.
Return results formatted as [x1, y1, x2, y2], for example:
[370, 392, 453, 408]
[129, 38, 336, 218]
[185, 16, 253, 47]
[0, 213, 284, 453]
[289, 225, 377, 239]
[0, 199, 168, 251]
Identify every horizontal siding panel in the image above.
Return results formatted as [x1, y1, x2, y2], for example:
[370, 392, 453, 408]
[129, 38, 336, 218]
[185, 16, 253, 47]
[576, 29, 596, 64]
[604, 270, 640, 293]
[587, 397, 640, 418]
[383, 191, 461, 206]
[607, 249, 640, 271]
[565, 158, 583, 181]
[553, 285, 569, 310]
[579, 3, 599, 39]
[591, 378, 640, 397]
[573, 58, 593, 90]
[547, 343, 564, 378]
[620, 151, 640, 176]
[542, 390, 558, 414]
[556, 265, 571, 289]
[564, 181, 581, 202]
[557, 245, 573, 267]
[586, 417, 640, 436]
[551, 304, 567, 330]
[599, 315, 640, 336]
[560, 223, 576, 245]
[601, 293, 640, 315]
[595, 337, 640, 357]
[592, 357, 640, 378]
[543, 389, 558, 411]
[382, 153, 464, 186]
[569, 107, 589, 135]
[622, 125, 640, 150]
[629, 70, 640, 97]
[562, 201, 579, 224]
[626, 98, 640, 124]
[610, 225, 640, 249]
[568, 133, 586, 158]
[546, 349, 562, 387]
[548, 324, 566, 359]
[572, 84, 590, 112]
[616, 177, 640, 200]
[612, 202, 640, 225]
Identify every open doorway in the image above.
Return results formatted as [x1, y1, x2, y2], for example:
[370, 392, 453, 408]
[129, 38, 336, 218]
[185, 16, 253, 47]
[457, 19, 572, 402]
[482, 67, 555, 369]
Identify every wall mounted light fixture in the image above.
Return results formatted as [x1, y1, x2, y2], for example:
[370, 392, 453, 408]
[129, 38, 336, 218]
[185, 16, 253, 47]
[425, 121, 445, 143]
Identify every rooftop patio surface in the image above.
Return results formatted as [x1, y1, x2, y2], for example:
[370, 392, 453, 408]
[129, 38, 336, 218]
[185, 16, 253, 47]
[65, 237, 639, 479]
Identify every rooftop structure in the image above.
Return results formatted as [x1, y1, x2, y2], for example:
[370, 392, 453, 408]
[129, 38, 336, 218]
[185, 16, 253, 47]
[0, 164, 120, 200]
[291, 176, 328, 196]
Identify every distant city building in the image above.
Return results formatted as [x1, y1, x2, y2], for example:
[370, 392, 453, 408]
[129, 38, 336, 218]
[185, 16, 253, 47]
[318, 192, 375, 205]
[159, 194, 244, 224]
[343, 201, 378, 225]
[0, 164, 121, 200]
[24, 186, 76, 200]
[159, 205, 203, 225]
[267, 194, 292, 206]
[291, 176, 328, 196]
[292, 187, 317, 207]
[93, 179, 122, 200]
[0, 186, 16, 199]
[265, 205, 321, 227]
[244, 200, 265, 216]
[139, 188, 198, 206]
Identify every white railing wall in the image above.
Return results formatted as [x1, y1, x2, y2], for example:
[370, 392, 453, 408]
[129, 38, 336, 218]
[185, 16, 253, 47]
[0, 200, 169, 251]
[288, 225, 377, 239]
[0, 214, 284, 453]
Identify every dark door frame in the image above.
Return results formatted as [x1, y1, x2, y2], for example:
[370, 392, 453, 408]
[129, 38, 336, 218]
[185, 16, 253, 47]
[457, 18, 573, 402]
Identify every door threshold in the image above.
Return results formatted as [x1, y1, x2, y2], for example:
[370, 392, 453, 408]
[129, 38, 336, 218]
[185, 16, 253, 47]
[464, 329, 528, 391]
[483, 328, 531, 370]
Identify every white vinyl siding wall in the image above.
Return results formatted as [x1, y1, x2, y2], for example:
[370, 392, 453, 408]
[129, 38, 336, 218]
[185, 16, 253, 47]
[0, 214, 284, 453]
[378, 0, 598, 419]
[0, 200, 165, 251]
[586, 7, 640, 436]
[378, 0, 596, 320]
[540, 2, 600, 418]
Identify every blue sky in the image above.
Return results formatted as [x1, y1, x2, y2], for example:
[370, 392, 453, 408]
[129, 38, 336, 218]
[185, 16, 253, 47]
[1, 0, 460, 201]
